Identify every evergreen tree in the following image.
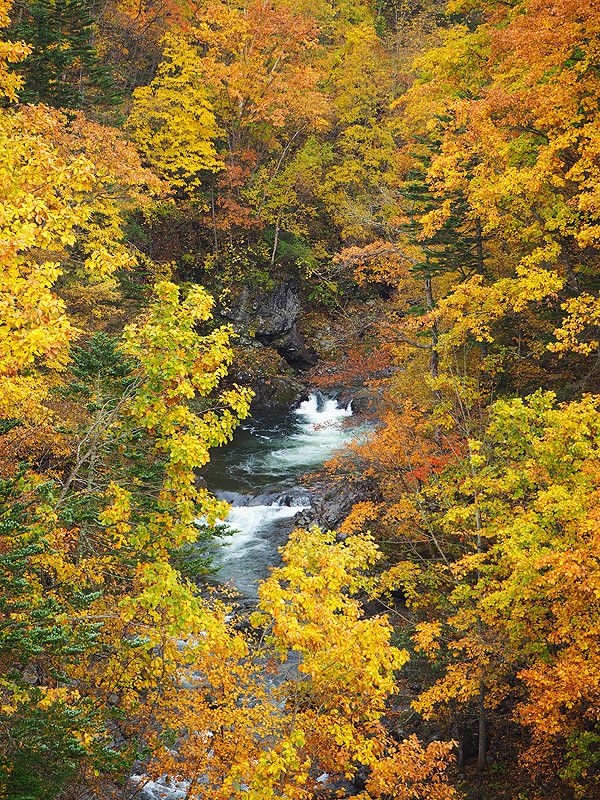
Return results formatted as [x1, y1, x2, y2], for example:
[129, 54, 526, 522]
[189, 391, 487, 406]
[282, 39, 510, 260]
[8, 0, 120, 109]
[399, 144, 485, 284]
[0, 469, 123, 799]
[389, 142, 486, 381]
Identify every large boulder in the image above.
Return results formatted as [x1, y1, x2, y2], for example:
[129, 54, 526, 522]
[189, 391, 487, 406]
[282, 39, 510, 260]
[226, 340, 306, 410]
[268, 323, 318, 370]
[294, 478, 377, 532]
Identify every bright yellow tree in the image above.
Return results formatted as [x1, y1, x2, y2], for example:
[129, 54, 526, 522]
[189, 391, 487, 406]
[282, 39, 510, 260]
[127, 34, 223, 196]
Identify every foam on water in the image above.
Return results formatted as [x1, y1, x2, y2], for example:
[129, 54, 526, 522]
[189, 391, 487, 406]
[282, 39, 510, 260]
[203, 393, 359, 596]
[294, 393, 353, 422]
[218, 502, 310, 563]
[260, 393, 354, 472]
[130, 775, 189, 800]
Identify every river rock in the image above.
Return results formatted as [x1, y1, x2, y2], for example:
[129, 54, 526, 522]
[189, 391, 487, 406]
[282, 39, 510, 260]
[224, 338, 307, 410]
[304, 479, 377, 531]
[214, 490, 250, 506]
[250, 372, 306, 409]
[337, 386, 383, 415]
[247, 486, 312, 508]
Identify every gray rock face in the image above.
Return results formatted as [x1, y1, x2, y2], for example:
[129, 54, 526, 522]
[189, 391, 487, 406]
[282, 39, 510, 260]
[255, 282, 302, 339]
[222, 281, 316, 369]
[224, 281, 301, 339]
[248, 370, 306, 410]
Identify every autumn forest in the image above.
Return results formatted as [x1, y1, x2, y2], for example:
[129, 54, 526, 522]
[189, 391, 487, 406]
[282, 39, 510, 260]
[1, 0, 600, 797]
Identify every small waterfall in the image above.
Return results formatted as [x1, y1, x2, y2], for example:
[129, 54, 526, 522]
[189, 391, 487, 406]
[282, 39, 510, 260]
[231, 392, 354, 481]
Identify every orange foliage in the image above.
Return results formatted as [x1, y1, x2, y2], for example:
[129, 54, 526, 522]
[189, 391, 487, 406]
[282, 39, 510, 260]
[97, 0, 199, 90]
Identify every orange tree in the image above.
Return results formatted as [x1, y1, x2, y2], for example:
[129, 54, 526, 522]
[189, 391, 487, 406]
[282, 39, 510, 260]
[126, 0, 328, 268]
[406, 391, 600, 795]
[402, 0, 600, 394]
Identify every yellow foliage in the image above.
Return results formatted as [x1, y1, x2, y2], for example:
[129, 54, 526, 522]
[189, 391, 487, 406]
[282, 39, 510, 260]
[0, 100, 161, 423]
[0, 0, 30, 100]
[135, 526, 456, 799]
[127, 33, 223, 194]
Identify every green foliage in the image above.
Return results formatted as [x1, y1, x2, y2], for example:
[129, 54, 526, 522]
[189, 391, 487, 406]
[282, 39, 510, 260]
[8, 0, 120, 109]
[203, 240, 274, 290]
[0, 473, 122, 799]
[168, 521, 232, 579]
[562, 731, 600, 795]
[266, 229, 318, 272]
[398, 152, 484, 281]
[68, 333, 135, 401]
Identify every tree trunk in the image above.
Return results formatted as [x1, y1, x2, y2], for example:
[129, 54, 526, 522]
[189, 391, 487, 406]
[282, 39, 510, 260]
[271, 215, 281, 267]
[211, 195, 219, 257]
[425, 274, 441, 402]
[477, 676, 486, 772]
[475, 216, 484, 274]
[470, 438, 487, 773]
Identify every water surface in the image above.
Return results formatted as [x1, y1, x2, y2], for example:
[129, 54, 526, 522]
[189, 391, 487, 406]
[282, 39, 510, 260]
[202, 393, 359, 597]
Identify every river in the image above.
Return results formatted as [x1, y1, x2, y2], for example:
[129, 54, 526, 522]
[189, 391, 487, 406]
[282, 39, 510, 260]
[202, 392, 360, 598]
[132, 392, 367, 800]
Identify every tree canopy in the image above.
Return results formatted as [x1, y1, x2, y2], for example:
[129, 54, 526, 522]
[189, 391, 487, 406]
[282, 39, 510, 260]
[2, 0, 600, 796]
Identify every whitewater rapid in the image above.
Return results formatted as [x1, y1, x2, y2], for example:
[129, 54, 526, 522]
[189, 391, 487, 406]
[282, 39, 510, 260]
[209, 392, 356, 596]
[133, 393, 362, 799]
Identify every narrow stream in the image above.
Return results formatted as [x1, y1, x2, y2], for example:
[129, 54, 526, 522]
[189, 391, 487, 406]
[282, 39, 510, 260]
[201, 392, 359, 598]
[133, 393, 366, 799]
